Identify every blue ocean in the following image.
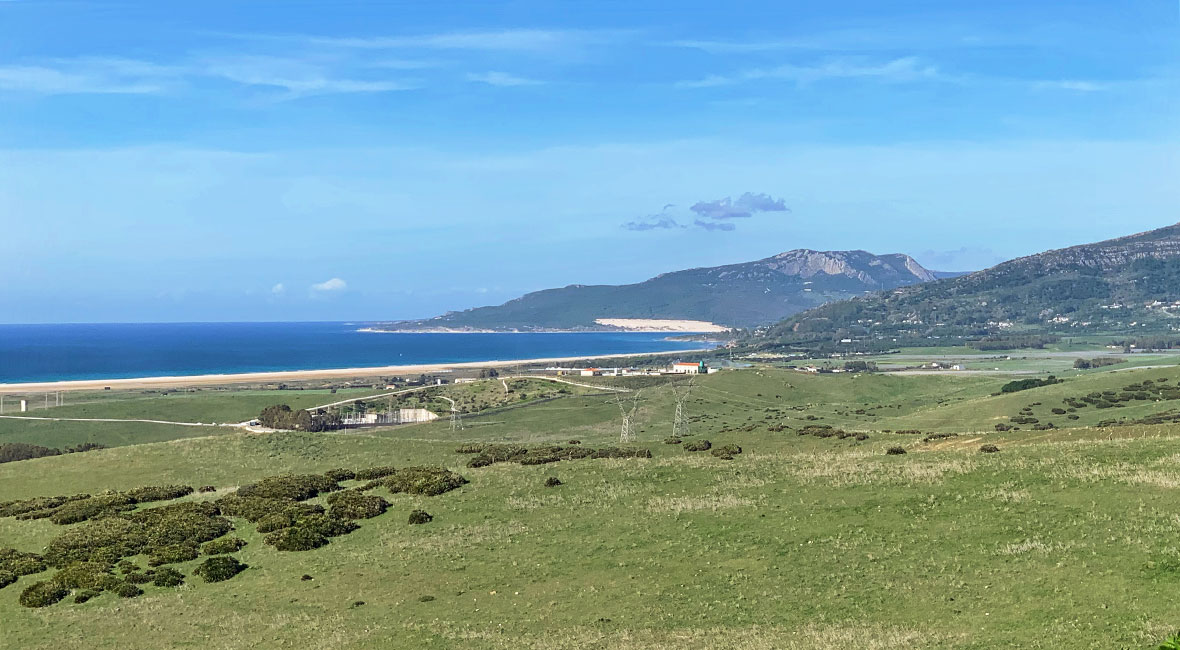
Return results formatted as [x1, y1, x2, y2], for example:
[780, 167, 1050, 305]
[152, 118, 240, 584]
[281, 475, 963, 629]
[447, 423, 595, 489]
[0, 322, 713, 383]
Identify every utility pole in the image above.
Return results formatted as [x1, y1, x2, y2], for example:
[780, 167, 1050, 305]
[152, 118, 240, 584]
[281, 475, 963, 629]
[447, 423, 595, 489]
[672, 377, 695, 439]
[616, 390, 643, 444]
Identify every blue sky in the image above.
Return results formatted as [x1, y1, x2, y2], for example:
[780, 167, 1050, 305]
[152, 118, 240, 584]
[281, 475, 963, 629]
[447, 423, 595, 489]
[1, 0, 1177, 323]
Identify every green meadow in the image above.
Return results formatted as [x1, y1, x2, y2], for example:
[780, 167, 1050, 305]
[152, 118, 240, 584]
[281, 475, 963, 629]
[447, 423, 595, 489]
[1, 366, 1178, 649]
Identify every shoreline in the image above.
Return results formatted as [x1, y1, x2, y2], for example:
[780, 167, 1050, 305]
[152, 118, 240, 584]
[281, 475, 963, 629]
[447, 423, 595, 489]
[0, 348, 711, 393]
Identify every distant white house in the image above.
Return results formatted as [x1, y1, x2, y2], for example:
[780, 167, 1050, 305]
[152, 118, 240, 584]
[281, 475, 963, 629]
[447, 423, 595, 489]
[670, 362, 704, 374]
[580, 368, 602, 377]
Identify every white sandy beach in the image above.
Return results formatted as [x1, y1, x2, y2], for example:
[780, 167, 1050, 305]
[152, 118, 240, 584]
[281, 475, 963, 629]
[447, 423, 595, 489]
[0, 348, 710, 394]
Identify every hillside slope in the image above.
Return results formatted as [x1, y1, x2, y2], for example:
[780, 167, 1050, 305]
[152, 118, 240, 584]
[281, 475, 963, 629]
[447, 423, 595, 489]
[380, 250, 942, 331]
[751, 223, 1180, 351]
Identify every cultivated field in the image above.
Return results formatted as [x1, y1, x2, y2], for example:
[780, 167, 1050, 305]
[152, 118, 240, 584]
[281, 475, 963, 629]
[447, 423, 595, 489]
[1, 365, 1178, 649]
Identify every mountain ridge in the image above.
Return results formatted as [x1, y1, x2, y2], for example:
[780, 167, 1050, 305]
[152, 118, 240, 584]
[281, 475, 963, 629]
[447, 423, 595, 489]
[378, 249, 953, 331]
[748, 222, 1180, 352]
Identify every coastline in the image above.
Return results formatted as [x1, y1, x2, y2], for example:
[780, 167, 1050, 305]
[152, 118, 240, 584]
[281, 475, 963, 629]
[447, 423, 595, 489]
[0, 348, 711, 393]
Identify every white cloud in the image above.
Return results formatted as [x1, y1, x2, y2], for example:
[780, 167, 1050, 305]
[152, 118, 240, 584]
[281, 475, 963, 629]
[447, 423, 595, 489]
[677, 57, 941, 89]
[271, 283, 285, 295]
[1032, 80, 1110, 92]
[310, 277, 347, 292]
[466, 71, 543, 87]
[303, 28, 616, 52]
[0, 57, 176, 95]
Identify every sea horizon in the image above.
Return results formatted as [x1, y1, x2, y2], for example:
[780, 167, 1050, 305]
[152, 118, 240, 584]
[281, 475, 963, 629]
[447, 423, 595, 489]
[0, 321, 714, 384]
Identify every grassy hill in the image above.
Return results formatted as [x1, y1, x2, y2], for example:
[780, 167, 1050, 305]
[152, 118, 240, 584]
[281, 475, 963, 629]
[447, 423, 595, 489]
[380, 250, 945, 330]
[747, 223, 1180, 353]
[2, 365, 1180, 648]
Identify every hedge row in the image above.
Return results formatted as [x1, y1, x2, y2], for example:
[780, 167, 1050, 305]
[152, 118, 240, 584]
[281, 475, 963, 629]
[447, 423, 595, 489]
[458, 444, 651, 468]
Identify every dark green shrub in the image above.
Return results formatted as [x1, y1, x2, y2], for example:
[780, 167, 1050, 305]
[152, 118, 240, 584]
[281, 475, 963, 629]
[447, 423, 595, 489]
[0, 548, 47, 576]
[198, 486, 216, 493]
[324, 468, 357, 482]
[664, 437, 682, 444]
[152, 567, 185, 587]
[297, 514, 358, 538]
[216, 495, 322, 522]
[236, 474, 340, 501]
[886, 447, 907, 455]
[53, 562, 118, 590]
[147, 544, 199, 567]
[132, 501, 233, 548]
[125, 485, 194, 503]
[73, 589, 100, 604]
[408, 510, 433, 525]
[202, 537, 247, 555]
[193, 556, 247, 583]
[854, 433, 869, 441]
[264, 527, 329, 552]
[257, 512, 298, 534]
[19, 580, 68, 608]
[113, 582, 143, 598]
[49, 493, 135, 525]
[0, 570, 15, 590]
[995, 423, 1013, 432]
[43, 516, 145, 567]
[712, 444, 742, 456]
[567, 440, 581, 445]
[980, 444, 1001, 454]
[380, 467, 469, 496]
[0, 493, 90, 519]
[683, 440, 711, 452]
[354, 466, 397, 480]
[544, 477, 562, 487]
[124, 570, 155, 585]
[418, 595, 435, 602]
[326, 490, 389, 520]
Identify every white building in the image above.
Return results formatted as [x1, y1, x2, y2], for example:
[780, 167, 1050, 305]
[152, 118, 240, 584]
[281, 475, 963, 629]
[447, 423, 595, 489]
[670, 362, 704, 374]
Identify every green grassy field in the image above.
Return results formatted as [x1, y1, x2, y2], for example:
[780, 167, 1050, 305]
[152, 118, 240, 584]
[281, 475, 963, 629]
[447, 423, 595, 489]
[1, 367, 1178, 649]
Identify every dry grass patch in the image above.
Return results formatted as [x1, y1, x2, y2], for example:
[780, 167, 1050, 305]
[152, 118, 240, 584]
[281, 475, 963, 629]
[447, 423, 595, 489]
[645, 493, 755, 515]
[382, 521, 531, 554]
[420, 622, 951, 650]
[789, 451, 978, 487]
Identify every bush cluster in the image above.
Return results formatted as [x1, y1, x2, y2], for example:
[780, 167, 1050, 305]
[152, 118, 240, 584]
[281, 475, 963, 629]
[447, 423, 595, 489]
[796, 425, 868, 442]
[710, 444, 743, 459]
[236, 474, 340, 501]
[980, 444, 1001, 454]
[19, 581, 69, 608]
[458, 444, 650, 468]
[193, 556, 246, 583]
[366, 467, 469, 496]
[683, 440, 711, 452]
[324, 468, 357, 481]
[0, 494, 91, 519]
[544, 477, 563, 488]
[886, 447, 907, 455]
[202, 537, 247, 555]
[44, 501, 232, 568]
[408, 509, 433, 525]
[326, 490, 389, 520]
[0, 548, 47, 580]
[922, 433, 959, 443]
[2, 484, 197, 526]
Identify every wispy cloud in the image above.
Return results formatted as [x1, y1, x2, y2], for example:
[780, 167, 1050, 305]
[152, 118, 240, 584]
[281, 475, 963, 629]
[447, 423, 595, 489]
[1031, 79, 1110, 93]
[466, 71, 543, 87]
[296, 28, 618, 52]
[0, 54, 417, 98]
[691, 192, 789, 220]
[623, 216, 682, 231]
[199, 55, 417, 97]
[0, 57, 177, 95]
[693, 219, 735, 232]
[678, 56, 941, 89]
[311, 277, 347, 292]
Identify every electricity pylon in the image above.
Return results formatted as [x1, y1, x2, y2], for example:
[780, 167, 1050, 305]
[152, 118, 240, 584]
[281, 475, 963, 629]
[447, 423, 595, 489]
[616, 390, 642, 443]
[672, 376, 695, 438]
